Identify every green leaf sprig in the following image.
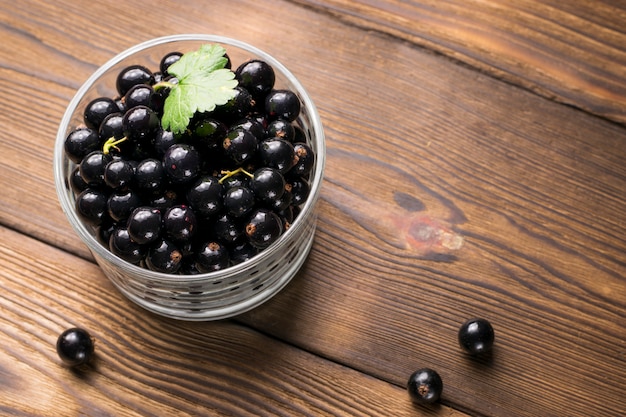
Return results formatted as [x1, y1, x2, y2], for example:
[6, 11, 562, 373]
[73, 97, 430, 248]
[158, 44, 238, 134]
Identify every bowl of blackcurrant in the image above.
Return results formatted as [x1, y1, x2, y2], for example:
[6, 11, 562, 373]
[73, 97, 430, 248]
[54, 34, 325, 320]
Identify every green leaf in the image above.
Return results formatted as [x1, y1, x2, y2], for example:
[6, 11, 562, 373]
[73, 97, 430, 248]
[161, 44, 238, 134]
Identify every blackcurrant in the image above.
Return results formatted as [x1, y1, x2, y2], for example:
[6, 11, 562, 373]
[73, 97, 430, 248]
[104, 158, 135, 189]
[291, 142, 315, 176]
[266, 119, 295, 142]
[163, 204, 197, 242]
[64, 127, 101, 164]
[75, 188, 109, 226]
[258, 138, 296, 174]
[107, 189, 142, 223]
[264, 89, 301, 122]
[224, 186, 256, 217]
[245, 208, 283, 249]
[223, 128, 258, 165]
[186, 175, 223, 217]
[191, 115, 227, 151]
[229, 240, 258, 265]
[458, 318, 495, 355]
[195, 241, 230, 272]
[153, 129, 177, 157]
[123, 105, 160, 141]
[407, 368, 443, 404]
[286, 175, 310, 206]
[211, 213, 243, 244]
[116, 64, 154, 96]
[134, 158, 165, 194]
[212, 86, 254, 122]
[164, 143, 200, 184]
[251, 167, 285, 204]
[98, 112, 125, 142]
[145, 238, 183, 273]
[79, 150, 112, 186]
[127, 206, 162, 245]
[84, 97, 119, 130]
[235, 59, 275, 101]
[231, 117, 266, 141]
[159, 51, 182, 75]
[124, 84, 155, 110]
[109, 226, 145, 264]
[68, 166, 89, 194]
[56, 328, 95, 367]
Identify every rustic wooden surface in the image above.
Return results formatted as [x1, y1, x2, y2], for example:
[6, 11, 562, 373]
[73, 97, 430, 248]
[1, 0, 625, 416]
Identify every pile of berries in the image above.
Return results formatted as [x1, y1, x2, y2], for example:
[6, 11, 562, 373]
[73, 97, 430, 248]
[64, 48, 315, 274]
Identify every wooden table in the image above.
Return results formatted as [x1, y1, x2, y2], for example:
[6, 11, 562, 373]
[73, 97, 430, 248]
[1, 1, 625, 416]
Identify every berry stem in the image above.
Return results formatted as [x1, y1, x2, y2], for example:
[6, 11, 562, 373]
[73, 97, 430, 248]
[102, 136, 128, 154]
[219, 167, 253, 184]
[153, 80, 177, 91]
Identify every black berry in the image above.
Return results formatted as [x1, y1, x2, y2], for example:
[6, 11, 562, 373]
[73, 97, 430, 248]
[458, 318, 495, 355]
[407, 368, 443, 404]
[56, 328, 95, 367]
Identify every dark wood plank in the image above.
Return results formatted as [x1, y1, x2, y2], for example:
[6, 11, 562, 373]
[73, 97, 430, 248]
[0, 1, 625, 417]
[293, 0, 626, 125]
[0, 225, 471, 417]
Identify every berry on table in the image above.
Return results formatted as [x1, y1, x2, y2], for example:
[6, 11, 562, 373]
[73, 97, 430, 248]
[56, 327, 95, 367]
[458, 318, 495, 355]
[407, 368, 443, 404]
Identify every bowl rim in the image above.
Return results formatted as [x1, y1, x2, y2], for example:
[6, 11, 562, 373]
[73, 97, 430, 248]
[53, 34, 326, 282]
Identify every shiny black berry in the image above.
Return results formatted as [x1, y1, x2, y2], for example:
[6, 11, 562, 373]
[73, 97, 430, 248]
[264, 89, 301, 122]
[458, 318, 495, 355]
[127, 206, 162, 245]
[224, 186, 256, 218]
[191, 116, 227, 151]
[109, 226, 145, 264]
[104, 158, 135, 189]
[266, 119, 295, 142]
[186, 175, 223, 218]
[407, 368, 443, 404]
[135, 158, 165, 195]
[286, 175, 310, 206]
[164, 143, 200, 184]
[195, 241, 230, 272]
[116, 64, 154, 96]
[235, 59, 275, 101]
[160, 51, 182, 75]
[258, 138, 296, 174]
[79, 150, 112, 186]
[56, 328, 95, 367]
[64, 127, 100, 164]
[68, 166, 89, 194]
[213, 86, 254, 122]
[163, 204, 197, 242]
[98, 112, 125, 142]
[245, 208, 283, 249]
[124, 84, 155, 110]
[75, 188, 109, 227]
[123, 105, 160, 141]
[84, 97, 119, 130]
[291, 142, 315, 176]
[223, 128, 258, 165]
[145, 238, 183, 273]
[107, 189, 141, 222]
[211, 213, 243, 244]
[251, 167, 285, 204]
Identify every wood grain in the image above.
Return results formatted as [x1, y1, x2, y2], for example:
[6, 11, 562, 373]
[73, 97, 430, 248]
[293, 0, 626, 125]
[0, 0, 625, 416]
[0, 225, 472, 417]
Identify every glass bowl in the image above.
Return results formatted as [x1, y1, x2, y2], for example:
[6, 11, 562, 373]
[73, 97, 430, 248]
[53, 34, 325, 321]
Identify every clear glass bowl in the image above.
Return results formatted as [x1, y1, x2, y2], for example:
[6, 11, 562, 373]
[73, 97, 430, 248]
[53, 35, 325, 321]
